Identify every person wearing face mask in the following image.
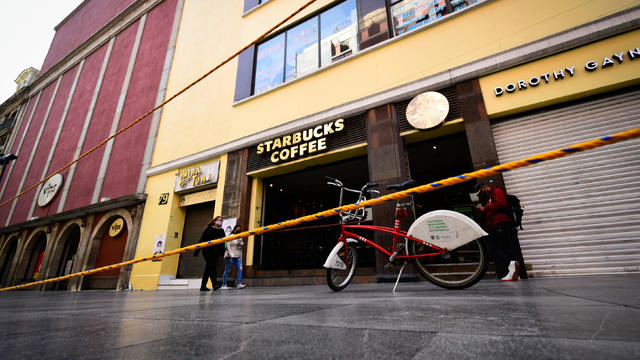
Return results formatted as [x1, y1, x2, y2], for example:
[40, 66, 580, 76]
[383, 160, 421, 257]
[194, 215, 226, 291]
[475, 181, 520, 281]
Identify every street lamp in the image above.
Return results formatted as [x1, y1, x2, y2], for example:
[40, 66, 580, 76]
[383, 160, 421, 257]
[0, 153, 17, 185]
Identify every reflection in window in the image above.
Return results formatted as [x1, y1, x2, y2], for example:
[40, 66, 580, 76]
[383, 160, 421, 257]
[286, 18, 319, 81]
[320, 0, 358, 67]
[390, 0, 479, 37]
[357, 0, 390, 50]
[254, 33, 285, 94]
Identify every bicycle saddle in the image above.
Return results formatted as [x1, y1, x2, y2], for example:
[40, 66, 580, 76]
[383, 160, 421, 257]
[386, 180, 416, 191]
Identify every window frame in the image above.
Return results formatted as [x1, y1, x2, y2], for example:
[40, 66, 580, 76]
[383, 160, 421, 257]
[242, 0, 487, 101]
[252, 0, 360, 96]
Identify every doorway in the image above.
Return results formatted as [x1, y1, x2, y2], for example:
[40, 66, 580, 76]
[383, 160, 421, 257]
[257, 156, 373, 270]
[0, 237, 18, 286]
[177, 201, 215, 278]
[407, 131, 477, 221]
[54, 225, 81, 290]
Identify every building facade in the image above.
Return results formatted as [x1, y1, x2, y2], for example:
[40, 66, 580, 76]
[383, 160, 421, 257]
[0, 0, 183, 290]
[127, 0, 640, 290]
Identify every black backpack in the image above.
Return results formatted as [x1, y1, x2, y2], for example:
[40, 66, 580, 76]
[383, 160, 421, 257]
[505, 194, 524, 230]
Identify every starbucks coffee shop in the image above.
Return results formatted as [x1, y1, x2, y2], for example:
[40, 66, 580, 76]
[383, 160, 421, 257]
[242, 86, 486, 284]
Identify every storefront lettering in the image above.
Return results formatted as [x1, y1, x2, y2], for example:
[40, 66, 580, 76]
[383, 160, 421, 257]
[256, 119, 345, 164]
[174, 161, 219, 193]
[494, 47, 639, 97]
[176, 167, 211, 188]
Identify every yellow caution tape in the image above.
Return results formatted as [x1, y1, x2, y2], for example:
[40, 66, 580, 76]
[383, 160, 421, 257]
[1, 127, 638, 292]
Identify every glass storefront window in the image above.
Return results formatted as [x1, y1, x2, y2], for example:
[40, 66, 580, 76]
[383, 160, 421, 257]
[320, 0, 358, 66]
[285, 18, 319, 82]
[254, 33, 285, 94]
[249, 0, 482, 97]
[390, 0, 479, 37]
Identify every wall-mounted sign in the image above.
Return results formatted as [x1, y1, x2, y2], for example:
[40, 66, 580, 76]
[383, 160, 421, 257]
[37, 174, 63, 207]
[174, 161, 220, 193]
[158, 193, 169, 205]
[152, 234, 166, 262]
[493, 47, 640, 97]
[256, 119, 345, 164]
[109, 218, 125, 238]
[406, 91, 449, 130]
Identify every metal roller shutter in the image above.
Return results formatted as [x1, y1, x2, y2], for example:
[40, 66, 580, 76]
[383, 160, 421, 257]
[492, 89, 640, 277]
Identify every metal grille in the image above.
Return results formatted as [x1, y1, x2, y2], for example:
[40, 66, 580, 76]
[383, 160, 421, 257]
[397, 86, 460, 133]
[492, 88, 640, 277]
[247, 113, 368, 173]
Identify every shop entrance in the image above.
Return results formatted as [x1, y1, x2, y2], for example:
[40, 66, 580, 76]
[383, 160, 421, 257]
[177, 201, 215, 278]
[23, 233, 47, 283]
[87, 217, 128, 289]
[257, 156, 374, 270]
[0, 237, 18, 286]
[407, 132, 477, 220]
[53, 225, 80, 290]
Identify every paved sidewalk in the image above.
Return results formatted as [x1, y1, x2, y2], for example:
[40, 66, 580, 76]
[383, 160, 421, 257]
[0, 274, 639, 359]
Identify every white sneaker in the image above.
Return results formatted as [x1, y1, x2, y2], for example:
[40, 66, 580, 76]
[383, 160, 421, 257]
[237, 284, 246, 289]
[220, 285, 230, 290]
[501, 261, 520, 281]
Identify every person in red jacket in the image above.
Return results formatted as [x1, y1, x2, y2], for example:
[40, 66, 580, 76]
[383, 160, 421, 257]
[475, 182, 520, 281]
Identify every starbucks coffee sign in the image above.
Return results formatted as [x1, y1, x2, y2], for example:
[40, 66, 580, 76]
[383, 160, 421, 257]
[37, 174, 63, 207]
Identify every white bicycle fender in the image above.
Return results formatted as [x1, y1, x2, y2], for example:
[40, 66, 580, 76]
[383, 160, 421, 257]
[407, 210, 488, 251]
[323, 238, 358, 269]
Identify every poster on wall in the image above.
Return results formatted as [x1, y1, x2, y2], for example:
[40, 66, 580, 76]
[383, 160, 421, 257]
[152, 234, 166, 262]
[222, 218, 238, 237]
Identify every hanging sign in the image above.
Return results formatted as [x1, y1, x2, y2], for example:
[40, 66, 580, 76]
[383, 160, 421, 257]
[406, 91, 449, 130]
[37, 174, 63, 207]
[109, 218, 125, 238]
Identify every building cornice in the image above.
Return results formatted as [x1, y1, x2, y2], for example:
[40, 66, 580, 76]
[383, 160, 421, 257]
[27, 0, 164, 98]
[0, 193, 147, 235]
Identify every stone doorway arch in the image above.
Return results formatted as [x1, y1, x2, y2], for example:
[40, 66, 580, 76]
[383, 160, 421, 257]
[0, 236, 20, 287]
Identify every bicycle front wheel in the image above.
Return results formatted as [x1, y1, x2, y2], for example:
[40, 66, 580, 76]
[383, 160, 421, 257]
[407, 238, 487, 290]
[326, 245, 357, 292]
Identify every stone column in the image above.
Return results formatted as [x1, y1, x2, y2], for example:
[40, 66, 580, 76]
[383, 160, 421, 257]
[221, 149, 252, 275]
[366, 104, 413, 281]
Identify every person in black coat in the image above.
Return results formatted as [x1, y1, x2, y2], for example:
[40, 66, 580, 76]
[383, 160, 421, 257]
[194, 215, 226, 291]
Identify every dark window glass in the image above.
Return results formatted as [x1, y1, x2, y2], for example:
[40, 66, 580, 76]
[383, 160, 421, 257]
[357, 0, 390, 50]
[390, 0, 480, 37]
[285, 17, 319, 81]
[254, 33, 285, 94]
[320, 0, 358, 66]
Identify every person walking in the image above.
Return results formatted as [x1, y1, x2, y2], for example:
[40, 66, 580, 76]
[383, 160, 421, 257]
[475, 182, 520, 281]
[194, 215, 226, 291]
[221, 225, 246, 289]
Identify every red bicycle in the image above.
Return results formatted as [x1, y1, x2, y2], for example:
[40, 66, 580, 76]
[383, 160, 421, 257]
[323, 176, 488, 291]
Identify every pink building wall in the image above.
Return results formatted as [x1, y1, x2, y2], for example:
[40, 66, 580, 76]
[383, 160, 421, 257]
[40, 0, 136, 74]
[34, 47, 107, 218]
[64, 21, 140, 211]
[0, 0, 179, 225]
[101, 0, 177, 200]
[11, 67, 79, 225]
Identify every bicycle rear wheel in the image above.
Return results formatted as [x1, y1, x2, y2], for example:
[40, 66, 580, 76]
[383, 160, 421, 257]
[407, 238, 487, 289]
[326, 245, 357, 291]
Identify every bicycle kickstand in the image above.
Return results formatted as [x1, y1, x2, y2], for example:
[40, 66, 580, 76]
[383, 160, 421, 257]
[392, 262, 407, 293]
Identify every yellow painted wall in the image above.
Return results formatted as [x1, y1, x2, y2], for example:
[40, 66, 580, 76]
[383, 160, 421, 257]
[130, 155, 227, 290]
[151, 0, 638, 166]
[480, 29, 640, 117]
